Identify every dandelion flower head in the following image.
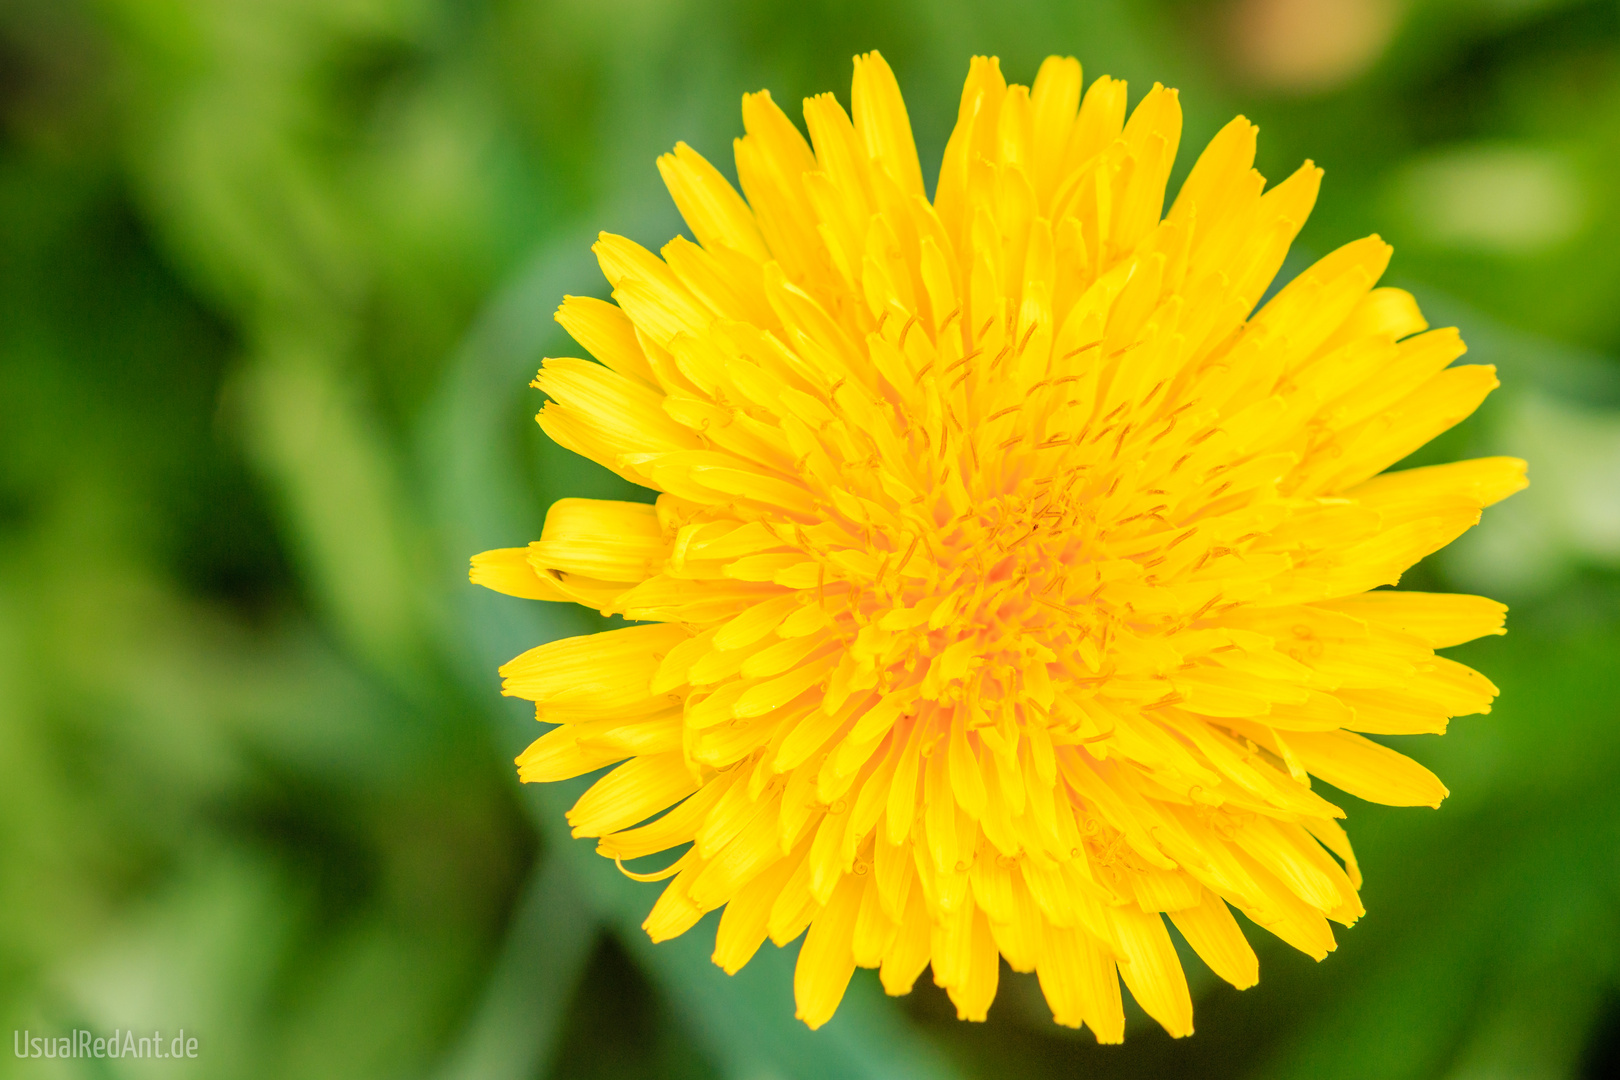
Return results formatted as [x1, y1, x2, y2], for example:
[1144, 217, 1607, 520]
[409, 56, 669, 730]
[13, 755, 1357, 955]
[473, 52, 1526, 1037]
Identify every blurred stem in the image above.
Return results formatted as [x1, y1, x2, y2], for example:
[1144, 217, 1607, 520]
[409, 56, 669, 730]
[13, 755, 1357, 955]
[433, 857, 598, 1080]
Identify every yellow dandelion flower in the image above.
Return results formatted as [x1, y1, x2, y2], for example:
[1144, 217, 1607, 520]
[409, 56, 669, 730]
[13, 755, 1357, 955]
[472, 52, 1527, 1038]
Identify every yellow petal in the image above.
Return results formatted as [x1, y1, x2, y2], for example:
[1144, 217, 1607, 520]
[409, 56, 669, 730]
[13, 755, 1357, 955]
[1168, 890, 1258, 990]
[500, 623, 687, 707]
[793, 871, 863, 1029]
[1320, 591, 1508, 649]
[852, 51, 925, 200]
[657, 141, 771, 262]
[531, 498, 663, 582]
[1287, 729, 1450, 807]
[1111, 904, 1194, 1038]
[1036, 923, 1124, 1041]
[555, 295, 660, 386]
[567, 750, 701, 837]
[470, 547, 572, 602]
[1349, 456, 1529, 513]
[713, 850, 802, 973]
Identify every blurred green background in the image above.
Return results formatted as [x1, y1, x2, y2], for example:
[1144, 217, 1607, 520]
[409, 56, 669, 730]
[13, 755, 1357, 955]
[3, 0, 1618, 1076]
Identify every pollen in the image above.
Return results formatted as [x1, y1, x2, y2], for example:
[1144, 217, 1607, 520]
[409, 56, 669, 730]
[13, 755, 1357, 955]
[472, 51, 1527, 1038]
